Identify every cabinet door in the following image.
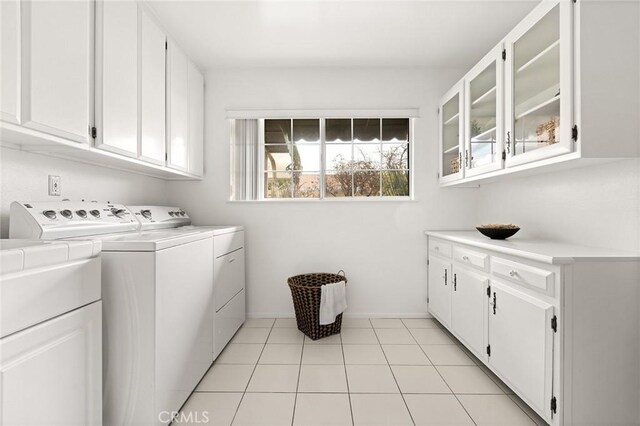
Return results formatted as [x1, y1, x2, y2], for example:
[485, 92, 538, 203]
[451, 268, 488, 358]
[167, 41, 189, 171]
[504, 0, 573, 167]
[489, 281, 554, 416]
[139, 8, 166, 164]
[21, 0, 93, 143]
[464, 45, 504, 178]
[95, 1, 138, 156]
[188, 61, 204, 176]
[0, 302, 102, 426]
[0, 0, 19, 124]
[428, 256, 451, 327]
[439, 82, 464, 183]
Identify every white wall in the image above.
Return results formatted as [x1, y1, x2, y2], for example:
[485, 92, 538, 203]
[167, 67, 478, 318]
[0, 147, 168, 237]
[475, 159, 640, 252]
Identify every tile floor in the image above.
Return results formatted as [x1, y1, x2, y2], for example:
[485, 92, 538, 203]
[176, 318, 547, 426]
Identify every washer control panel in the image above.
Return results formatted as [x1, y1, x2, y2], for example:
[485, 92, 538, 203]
[127, 206, 191, 230]
[9, 201, 139, 239]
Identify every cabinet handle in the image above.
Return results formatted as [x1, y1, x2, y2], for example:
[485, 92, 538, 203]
[464, 150, 469, 167]
[444, 269, 447, 285]
[434, 246, 440, 251]
[229, 257, 236, 263]
[506, 131, 511, 154]
[453, 274, 457, 291]
[462, 256, 470, 261]
[493, 292, 497, 315]
[459, 152, 462, 168]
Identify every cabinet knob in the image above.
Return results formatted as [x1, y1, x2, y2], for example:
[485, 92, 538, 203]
[509, 270, 517, 277]
[434, 246, 440, 251]
[462, 256, 470, 261]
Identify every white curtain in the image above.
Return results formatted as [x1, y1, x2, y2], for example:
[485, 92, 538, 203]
[230, 119, 259, 200]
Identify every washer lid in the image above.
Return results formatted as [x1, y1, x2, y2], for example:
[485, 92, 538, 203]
[87, 229, 211, 252]
[0, 239, 101, 274]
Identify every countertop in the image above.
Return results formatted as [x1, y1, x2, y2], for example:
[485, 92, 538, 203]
[424, 230, 640, 264]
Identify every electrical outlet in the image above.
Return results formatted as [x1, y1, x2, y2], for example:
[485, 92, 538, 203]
[48, 175, 61, 196]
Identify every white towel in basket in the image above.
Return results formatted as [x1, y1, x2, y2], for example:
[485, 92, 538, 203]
[319, 282, 347, 325]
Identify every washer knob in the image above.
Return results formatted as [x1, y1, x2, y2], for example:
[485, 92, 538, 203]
[43, 210, 57, 219]
[179, 211, 186, 217]
[111, 208, 126, 218]
[76, 209, 87, 218]
[140, 209, 152, 219]
[90, 209, 100, 218]
[168, 211, 175, 217]
[60, 209, 73, 219]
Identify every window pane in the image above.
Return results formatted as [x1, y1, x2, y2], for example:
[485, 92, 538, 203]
[381, 143, 409, 170]
[326, 144, 352, 170]
[264, 171, 292, 198]
[353, 118, 380, 143]
[265, 145, 292, 171]
[354, 144, 381, 169]
[354, 171, 380, 197]
[326, 119, 351, 143]
[293, 173, 320, 198]
[382, 171, 409, 196]
[382, 118, 409, 142]
[293, 119, 320, 142]
[265, 119, 291, 144]
[325, 171, 353, 197]
[291, 143, 320, 171]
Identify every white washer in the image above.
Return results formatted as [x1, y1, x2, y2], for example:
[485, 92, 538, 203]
[127, 206, 246, 359]
[0, 238, 102, 426]
[9, 202, 215, 425]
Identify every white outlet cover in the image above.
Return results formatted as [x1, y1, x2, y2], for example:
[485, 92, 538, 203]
[48, 175, 61, 196]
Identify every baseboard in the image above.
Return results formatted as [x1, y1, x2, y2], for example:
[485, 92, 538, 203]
[247, 313, 433, 319]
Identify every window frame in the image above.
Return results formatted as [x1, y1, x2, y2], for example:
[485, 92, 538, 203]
[257, 117, 414, 201]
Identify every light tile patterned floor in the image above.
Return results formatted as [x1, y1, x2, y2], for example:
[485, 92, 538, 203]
[175, 318, 547, 426]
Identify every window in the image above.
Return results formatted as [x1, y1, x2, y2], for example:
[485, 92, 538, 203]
[231, 117, 412, 200]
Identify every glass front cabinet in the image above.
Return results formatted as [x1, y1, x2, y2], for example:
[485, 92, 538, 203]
[504, 0, 573, 168]
[438, 0, 580, 186]
[465, 45, 504, 177]
[438, 82, 464, 183]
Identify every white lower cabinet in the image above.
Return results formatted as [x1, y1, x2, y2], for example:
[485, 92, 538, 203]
[427, 256, 451, 328]
[489, 280, 554, 415]
[426, 231, 640, 426]
[0, 301, 102, 426]
[451, 268, 488, 359]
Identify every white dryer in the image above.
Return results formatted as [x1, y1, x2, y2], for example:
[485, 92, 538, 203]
[127, 206, 246, 360]
[10, 201, 215, 426]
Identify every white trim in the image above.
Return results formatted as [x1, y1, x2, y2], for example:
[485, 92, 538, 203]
[226, 108, 420, 119]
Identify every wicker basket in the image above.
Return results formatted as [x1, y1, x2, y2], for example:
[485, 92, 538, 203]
[287, 271, 347, 340]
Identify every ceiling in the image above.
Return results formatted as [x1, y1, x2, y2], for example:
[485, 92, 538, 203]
[147, 0, 538, 71]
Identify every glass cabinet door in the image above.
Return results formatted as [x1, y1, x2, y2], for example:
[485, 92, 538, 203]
[465, 45, 503, 177]
[505, 0, 572, 167]
[439, 83, 464, 182]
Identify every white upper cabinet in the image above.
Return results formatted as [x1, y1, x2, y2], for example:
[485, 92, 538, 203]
[167, 41, 189, 171]
[20, 0, 93, 143]
[188, 62, 204, 176]
[464, 45, 504, 177]
[438, 82, 464, 184]
[0, 0, 20, 124]
[140, 7, 167, 165]
[438, 0, 639, 186]
[95, 1, 138, 157]
[504, 0, 573, 168]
